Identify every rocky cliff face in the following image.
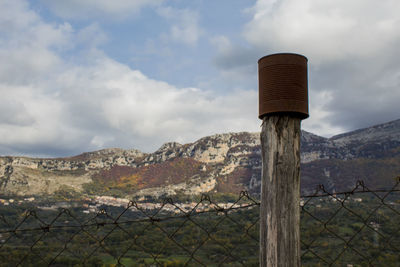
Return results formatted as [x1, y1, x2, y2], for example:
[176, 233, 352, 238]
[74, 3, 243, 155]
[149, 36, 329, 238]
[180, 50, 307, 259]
[302, 119, 400, 162]
[301, 119, 400, 193]
[1, 119, 400, 198]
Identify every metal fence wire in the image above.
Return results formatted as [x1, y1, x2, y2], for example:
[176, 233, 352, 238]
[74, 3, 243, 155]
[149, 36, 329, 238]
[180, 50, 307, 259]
[300, 177, 400, 267]
[0, 177, 399, 266]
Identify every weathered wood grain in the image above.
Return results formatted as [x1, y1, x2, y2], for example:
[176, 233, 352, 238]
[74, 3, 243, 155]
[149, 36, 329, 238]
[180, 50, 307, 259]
[260, 115, 301, 267]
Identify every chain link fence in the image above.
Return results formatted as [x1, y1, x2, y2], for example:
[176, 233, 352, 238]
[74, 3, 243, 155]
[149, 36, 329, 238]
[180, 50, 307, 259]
[301, 177, 400, 266]
[0, 177, 399, 266]
[0, 192, 260, 266]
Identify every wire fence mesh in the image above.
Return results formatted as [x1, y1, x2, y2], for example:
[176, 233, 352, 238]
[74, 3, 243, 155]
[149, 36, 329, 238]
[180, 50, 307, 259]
[301, 177, 400, 266]
[0, 177, 399, 266]
[0, 191, 260, 266]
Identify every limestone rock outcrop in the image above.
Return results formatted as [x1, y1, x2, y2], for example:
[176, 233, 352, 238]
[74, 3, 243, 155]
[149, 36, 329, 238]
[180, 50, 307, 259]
[1, 119, 400, 197]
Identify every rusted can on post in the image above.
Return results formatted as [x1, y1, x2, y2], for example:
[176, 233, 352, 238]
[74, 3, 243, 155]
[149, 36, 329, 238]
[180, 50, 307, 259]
[258, 53, 308, 120]
[259, 53, 309, 267]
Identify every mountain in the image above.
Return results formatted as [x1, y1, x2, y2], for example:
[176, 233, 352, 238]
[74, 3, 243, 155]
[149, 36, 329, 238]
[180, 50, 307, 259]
[300, 119, 400, 193]
[1, 119, 400, 199]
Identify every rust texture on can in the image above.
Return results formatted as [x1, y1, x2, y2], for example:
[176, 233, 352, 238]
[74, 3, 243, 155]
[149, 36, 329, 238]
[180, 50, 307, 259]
[258, 53, 309, 120]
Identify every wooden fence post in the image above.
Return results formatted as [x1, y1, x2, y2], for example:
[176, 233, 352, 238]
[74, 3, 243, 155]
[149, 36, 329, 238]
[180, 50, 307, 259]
[258, 54, 309, 267]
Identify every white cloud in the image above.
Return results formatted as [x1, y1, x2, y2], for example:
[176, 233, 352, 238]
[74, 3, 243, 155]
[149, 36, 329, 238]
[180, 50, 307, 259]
[158, 7, 203, 45]
[0, 0, 258, 157]
[301, 90, 345, 137]
[236, 0, 400, 133]
[0, 84, 73, 153]
[244, 0, 400, 64]
[210, 35, 233, 55]
[41, 0, 163, 20]
[76, 23, 108, 48]
[0, 1, 72, 85]
[54, 56, 258, 152]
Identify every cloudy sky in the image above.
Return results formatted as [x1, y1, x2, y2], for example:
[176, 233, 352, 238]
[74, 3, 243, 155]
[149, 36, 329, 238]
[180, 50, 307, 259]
[1, 0, 400, 157]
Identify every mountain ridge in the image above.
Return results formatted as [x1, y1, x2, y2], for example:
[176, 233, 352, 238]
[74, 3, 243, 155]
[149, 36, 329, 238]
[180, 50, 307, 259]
[1, 119, 400, 198]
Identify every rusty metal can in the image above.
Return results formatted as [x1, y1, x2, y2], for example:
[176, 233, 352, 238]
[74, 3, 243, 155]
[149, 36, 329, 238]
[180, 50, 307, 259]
[258, 53, 309, 120]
